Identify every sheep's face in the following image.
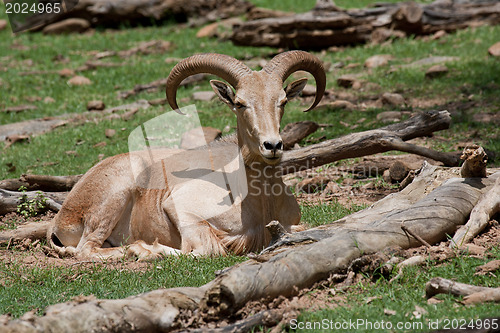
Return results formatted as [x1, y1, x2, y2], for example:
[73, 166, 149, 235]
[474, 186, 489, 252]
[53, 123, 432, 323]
[210, 72, 307, 165]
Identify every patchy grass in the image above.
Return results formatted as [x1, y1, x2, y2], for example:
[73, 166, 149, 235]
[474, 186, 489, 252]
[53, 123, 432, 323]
[295, 246, 500, 332]
[0, 253, 245, 318]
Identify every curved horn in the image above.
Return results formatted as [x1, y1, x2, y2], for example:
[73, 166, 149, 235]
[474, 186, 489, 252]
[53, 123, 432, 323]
[166, 53, 252, 112]
[263, 51, 326, 111]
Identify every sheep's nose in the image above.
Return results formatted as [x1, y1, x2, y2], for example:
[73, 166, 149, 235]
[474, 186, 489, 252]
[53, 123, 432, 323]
[263, 140, 283, 153]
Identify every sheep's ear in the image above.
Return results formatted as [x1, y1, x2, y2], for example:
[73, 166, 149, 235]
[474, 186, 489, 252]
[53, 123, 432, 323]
[210, 80, 236, 107]
[284, 78, 308, 100]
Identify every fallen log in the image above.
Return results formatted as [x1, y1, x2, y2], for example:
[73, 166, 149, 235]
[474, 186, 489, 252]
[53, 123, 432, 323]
[0, 189, 65, 215]
[0, 174, 82, 192]
[231, 0, 500, 48]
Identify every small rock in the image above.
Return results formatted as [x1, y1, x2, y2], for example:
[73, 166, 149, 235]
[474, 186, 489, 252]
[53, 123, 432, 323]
[93, 142, 106, 148]
[381, 92, 405, 106]
[43, 18, 90, 35]
[44, 97, 56, 104]
[297, 176, 329, 193]
[337, 74, 363, 88]
[384, 309, 397, 316]
[65, 150, 78, 156]
[364, 54, 393, 68]
[488, 42, 500, 57]
[87, 100, 105, 111]
[407, 56, 458, 68]
[388, 161, 410, 182]
[196, 22, 219, 38]
[382, 169, 392, 183]
[180, 127, 222, 149]
[475, 259, 500, 275]
[192, 91, 216, 101]
[301, 84, 317, 97]
[148, 98, 167, 106]
[68, 75, 92, 86]
[58, 68, 75, 77]
[460, 244, 487, 257]
[345, 63, 361, 69]
[196, 18, 241, 39]
[323, 181, 341, 194]
[105, 129, 116, 138]
[352, 81, 362, 90]
[377, 111, 402, 123]
[0, 20, 7, 31]
[317, 100, 356, 111]
[430, 30, 447, 40]
[425, 65, 448, 79]
[247, 7, 294, 20]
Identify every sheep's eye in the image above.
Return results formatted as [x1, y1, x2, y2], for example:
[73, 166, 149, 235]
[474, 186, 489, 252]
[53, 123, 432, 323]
[235, 101, 245, 109]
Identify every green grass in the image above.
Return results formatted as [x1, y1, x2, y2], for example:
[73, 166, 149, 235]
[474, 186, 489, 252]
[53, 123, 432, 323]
[294, 247, 500, 332]
[0, 0, 500, 325]
[0, 254, 245, 317]
[301, 201, 366, 228]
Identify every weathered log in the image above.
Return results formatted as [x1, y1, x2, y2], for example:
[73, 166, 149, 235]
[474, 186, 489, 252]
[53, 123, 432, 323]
[280, 110, 458, 174]
[0, 189, 65, 215]
[0, 174, 82, 192]
[426, 277, 500, 305]
[231, 0, 500, 48]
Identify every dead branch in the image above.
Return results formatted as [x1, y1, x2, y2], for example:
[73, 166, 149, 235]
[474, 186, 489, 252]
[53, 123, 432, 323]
[280, 110, 458, 174]
[280, 121, 319, 150]
[425, 277, 500, 305]
[0, 189, 65, 215]
[451, 176, 500, 248]
[463, 289, 500, 305]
